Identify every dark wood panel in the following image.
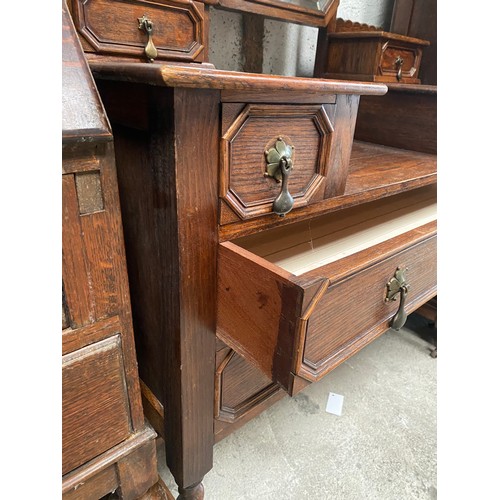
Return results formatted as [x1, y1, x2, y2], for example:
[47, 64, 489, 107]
[62, 426, 158, 496]
[62, 174, 95, 328]
[63, 466, 118, 500]
[116, 437, 158, 499]
[62, 336, 131, 475]
[221, 353, 272, 410]
[325, 94, 359, 197]
[221, 90, 337, 104]
[390, 0, 437, 85]
[242, 13, 264, 73]
[354, 86, 436, 154]
[62, 315, 121, 355]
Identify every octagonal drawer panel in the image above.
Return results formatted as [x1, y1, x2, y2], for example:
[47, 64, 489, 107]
[217, 187, 437, 395]
[220, 97, 359, 223]
[71, 0, 206, 63]
[379, 43, 422, 83]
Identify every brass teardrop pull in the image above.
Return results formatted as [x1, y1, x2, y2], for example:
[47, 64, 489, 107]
[265, 138, 295, 217]
[138, 15, 158, 63]
[385, 266, 409, 330]
[395, 56, 404, 82]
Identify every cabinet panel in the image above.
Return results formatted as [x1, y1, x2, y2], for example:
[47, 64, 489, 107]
[62, 335, 132, 475]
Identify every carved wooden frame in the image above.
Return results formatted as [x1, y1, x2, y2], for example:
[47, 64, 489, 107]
[215, 0, 339, 28]
[220, 103, 334, 221]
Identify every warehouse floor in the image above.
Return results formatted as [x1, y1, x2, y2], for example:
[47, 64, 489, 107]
[157, 314, 437, 500]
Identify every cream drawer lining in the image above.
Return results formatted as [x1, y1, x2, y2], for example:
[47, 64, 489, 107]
[236, 189, 437, 276]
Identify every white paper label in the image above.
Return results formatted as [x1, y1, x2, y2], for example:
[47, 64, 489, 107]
[325, 392, 344, 416]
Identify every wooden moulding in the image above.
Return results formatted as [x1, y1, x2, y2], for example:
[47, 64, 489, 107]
[62, 425, 158, 499]
[217, 187, 437, 395]
[90, 61, 387, 95]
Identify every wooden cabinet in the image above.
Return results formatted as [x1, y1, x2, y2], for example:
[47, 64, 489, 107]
[62, 3, 161, 498]
[317, 19, 430, 84]
[89, 60, 436, 498]
[66, 1, 437, 498]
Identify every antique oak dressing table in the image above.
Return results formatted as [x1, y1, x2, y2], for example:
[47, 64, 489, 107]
[69, 1, 437, 498]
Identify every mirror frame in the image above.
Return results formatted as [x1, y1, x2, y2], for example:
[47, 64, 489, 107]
[212, 0, 340, 27]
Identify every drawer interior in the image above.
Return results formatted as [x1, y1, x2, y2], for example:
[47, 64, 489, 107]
[233, 186, 436, 276]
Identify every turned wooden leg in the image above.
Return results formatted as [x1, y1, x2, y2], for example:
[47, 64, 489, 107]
[177, 481, 204, 500]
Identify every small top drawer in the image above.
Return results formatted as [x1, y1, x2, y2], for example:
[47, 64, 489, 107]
[323, 25, 429, 84]
[71, 0, 207, 63]
[379, 43, 421, 83]
[220, 95, 359, 224]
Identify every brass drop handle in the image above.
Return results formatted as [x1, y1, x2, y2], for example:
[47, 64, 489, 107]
[385, 267, 409, 330]
[265, 138, 295, 217]
[395, 56, 404, 81]
[138, 15, 158, 63]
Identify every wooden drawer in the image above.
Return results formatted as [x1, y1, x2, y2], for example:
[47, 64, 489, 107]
[220, 97, 359, 223]
[71, 0, 206, 63]
[379, 43, 421, 82]
[322, 26, 429, 84]
[217, 187, 437, 395]
[62, 335, 132, 474]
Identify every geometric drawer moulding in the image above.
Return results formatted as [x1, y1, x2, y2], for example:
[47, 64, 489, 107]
[221, 104, 335, 220]
[72, 0, 206, 62]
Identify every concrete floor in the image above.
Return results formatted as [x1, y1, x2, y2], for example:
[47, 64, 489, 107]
[158, 314, 437, 500]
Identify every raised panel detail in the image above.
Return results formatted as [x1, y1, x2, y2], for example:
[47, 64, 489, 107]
[62, 335, 131, 474]
[72, 0, 205, 62]
[300, 235, 437, 380]
[215, 349, 280, 423]
[380, 43, 419, 79]
[220, 104, 334, 221]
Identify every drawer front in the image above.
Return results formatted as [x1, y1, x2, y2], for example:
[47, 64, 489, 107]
[379, 43, 421, 82]
[72, 0, 206, 62]
[220, 98, 358, 224]
[298, 235, 437, 382]
[62, 335, 131, 474]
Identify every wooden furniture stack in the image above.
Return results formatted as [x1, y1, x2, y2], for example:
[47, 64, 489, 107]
[67, 0, 437, 498]
[62, 3, 167, 498]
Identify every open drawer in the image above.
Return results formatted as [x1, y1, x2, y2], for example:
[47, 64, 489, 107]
[217, 186, 437, 395]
